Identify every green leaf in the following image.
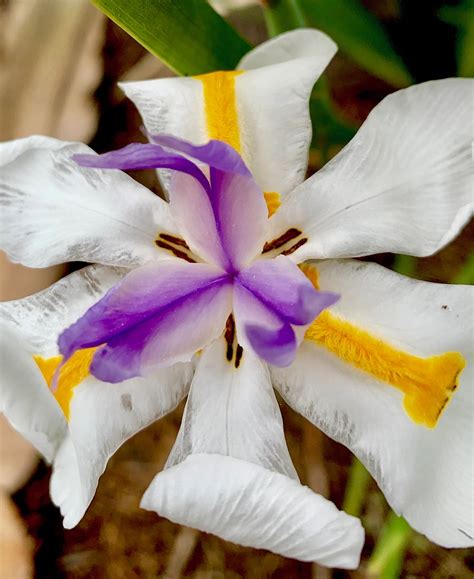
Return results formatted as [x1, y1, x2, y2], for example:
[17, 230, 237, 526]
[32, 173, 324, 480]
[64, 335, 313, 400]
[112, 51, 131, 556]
[91, 0, 251, 75]
[260, 1, 357, 158]
[310, 78, 356, 160]
[439, 0, 474, 77]
[261, 0, 307, 37]
[300, 0, 413, 87]
[367, 513, 412, 578]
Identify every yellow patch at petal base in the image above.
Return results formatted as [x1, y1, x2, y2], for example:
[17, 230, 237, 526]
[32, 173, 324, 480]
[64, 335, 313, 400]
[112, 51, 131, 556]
[264, 191, 281, 217]
[196, 71, 282, 217]
[33, 347, 97, 420]
[302, 264, 465, 428]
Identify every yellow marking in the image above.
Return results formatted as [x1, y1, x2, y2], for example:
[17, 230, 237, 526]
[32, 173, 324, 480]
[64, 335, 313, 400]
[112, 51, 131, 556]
[264, 191, 281, 217]
[195, 71, 243, 152]
[302, 265, 465, 428]
[195, 71, 282, 216]
[299, 263, 320, 289]
[34, 347, 98, 420]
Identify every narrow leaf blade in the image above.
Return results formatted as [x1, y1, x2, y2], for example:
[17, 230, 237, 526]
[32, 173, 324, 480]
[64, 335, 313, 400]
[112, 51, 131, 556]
[300, 0, 413, 87]
[91, 0, 251, 75]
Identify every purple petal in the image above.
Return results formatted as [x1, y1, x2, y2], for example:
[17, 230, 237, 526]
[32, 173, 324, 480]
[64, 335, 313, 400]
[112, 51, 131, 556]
[233, 283, 297, 367]
[151, 135, 269, 270]
[168, 172, 230, 269]
[238, 256, 339, 326]
[73, 143, 211, 194]
[245, 323, 297, 368]
[149, 134, 250, 176]
[59, 261, 232, 382]
[209, 169, 268, 271]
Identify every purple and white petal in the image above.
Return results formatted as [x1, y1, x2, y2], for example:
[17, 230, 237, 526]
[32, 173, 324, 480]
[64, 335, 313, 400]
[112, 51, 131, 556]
[233, 283, 297, 367]
[272, 259, 473, 548]
[150, 134, 251, 177]
[73, 142, 211, 195]
[59, 261, 232, 382]
[0, 137, 175, 268]
[210, 168, 268, 270]
[148, 135, 269, 270]
[0, 264, 126, 357]
[168, 172, 229, 268]
[270, 78, 474, 262]
[142, 339, 364, 567]
[238, 255, 339, 325]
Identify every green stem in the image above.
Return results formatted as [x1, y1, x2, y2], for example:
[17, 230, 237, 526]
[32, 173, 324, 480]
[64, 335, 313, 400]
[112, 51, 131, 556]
[452, 251, 474, 285]
[367, 512, 412, 578]
[342, 458, 371, 517]
[261, 0, 306, 37]
[392, 254, 417, 277]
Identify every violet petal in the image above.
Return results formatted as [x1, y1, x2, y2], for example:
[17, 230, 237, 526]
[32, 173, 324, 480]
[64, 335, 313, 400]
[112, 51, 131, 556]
[59, 261, 232, 382]
[239, 255, 339, 326]
[149, 134, 250, 176]
[73, 143, 211, 194]
[233, 283, 298, 367]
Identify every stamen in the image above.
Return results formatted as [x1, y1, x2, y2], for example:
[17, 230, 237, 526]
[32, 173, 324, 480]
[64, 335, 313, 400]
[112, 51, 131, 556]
[262, 228, 302, 254]
[158, 233, 190, 250]
[235, 345, 244, 368]
[223, 314, 244, 368]
[281, 238, 308, 256]
[224, 314, 235, 362]
[155, 240, 196, 263]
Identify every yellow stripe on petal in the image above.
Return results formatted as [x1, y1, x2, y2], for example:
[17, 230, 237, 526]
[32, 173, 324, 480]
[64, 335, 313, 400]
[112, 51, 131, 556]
[196, 71, 282, 216]
[34, 347, 97, 420]
[302, 265, 465, 428]
[195, 71, 243, 152]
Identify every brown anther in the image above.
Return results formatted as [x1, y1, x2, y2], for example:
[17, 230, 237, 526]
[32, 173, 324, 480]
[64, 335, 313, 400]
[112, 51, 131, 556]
[154, 240, 196, 263]
[262, 228, 302, 254]
[224, 315, 235, 362]
[281, 237, 308, 256]
[235, 345, 243, 368]
[158, 233, 190, 250]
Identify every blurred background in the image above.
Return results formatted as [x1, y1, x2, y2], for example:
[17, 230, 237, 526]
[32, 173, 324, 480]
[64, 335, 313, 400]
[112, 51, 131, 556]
[0, 0, 472, 577]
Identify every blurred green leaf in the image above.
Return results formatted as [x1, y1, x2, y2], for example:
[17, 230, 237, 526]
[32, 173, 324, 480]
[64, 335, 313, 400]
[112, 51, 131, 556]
[262, 0, 307, 36]
[300, 0, 413, 87]
[260, 1, 356, 158]
[392, 254, 417, 277]
[310, 78, 356, 160]
[91, 0, 251, 75]
[453, 252, 474, 285]
[367, 513, 412, 578]
[439, 0, 474, 77]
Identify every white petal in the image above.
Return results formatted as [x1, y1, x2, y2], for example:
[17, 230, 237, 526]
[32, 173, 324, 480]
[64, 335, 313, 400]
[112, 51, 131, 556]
[0, 263, 194, 528]
[0, 322, 66, 462]
[270, 79, 474, 262]
[271, 259, 473, 547]
[120, 77, 206, 194]
[50, 363, 192, 528]
[166, 338, 297, 479]
[121, 29, 336, 195]
[0, 136, 177, 267]
[142, 453, 364, 568]
[236, 29, 337, 195]
[0, 264, 126, 356]
[150, 339, 364, 566]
